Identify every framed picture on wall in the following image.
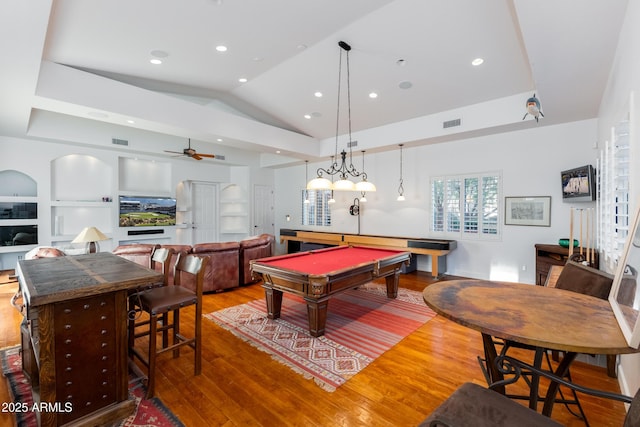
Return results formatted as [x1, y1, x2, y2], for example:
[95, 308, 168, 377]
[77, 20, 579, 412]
[504, 196, 551, 227]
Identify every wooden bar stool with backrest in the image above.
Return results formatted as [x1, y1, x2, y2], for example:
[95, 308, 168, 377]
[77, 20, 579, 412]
[128, 246, 174, 353]
[129, 252, 208, 398]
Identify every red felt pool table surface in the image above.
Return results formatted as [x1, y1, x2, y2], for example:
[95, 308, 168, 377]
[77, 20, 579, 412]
[255, 245, 407, 275]
[250, 245, 411, 336]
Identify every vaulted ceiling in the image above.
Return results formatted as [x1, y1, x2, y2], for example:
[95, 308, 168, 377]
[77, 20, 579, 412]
[0, 0, 629, 165]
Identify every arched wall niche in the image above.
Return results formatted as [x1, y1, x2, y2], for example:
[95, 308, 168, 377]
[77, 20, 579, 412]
[0, 170, 37, 197]
[51, 154, 112, 201]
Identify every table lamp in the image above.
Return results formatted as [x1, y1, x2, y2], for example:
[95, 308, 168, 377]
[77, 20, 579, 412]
[71, 226, 109, 253]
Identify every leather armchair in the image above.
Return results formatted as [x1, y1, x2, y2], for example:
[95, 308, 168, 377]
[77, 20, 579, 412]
[239, 234, 274, 285]
[191, 242, 240, 292]
[112, 243, 159, 268]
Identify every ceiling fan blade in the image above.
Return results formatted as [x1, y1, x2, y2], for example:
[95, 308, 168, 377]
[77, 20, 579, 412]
[191, 153, 203, 160]
[164, 150, 184, 155]
[197, 153, 216, 158]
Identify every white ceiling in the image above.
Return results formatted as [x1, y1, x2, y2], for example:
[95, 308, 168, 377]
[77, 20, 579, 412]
[0, 0, 629, 165]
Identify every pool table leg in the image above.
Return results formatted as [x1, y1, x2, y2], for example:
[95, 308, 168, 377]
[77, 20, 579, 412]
[305, 297, 329, 337]
[264, 287, 283, 319]
[384, 272, 400, 298]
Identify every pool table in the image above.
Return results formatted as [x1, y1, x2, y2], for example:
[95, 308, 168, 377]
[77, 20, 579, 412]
[250, 245, 411, 337]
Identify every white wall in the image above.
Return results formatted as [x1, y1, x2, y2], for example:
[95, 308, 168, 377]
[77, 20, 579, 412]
[0, 135, 274, 269]
[597, 0, 640, 398]
[275, 119, 599, 283]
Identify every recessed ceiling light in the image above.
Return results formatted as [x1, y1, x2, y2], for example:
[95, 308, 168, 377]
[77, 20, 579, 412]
[314, 91, 323, 98]
[150, 58, 162, 65]
[217, 138, 223, 142]
[369, 92, 378, 99]
[276, 150, 281, 154]
[396, 59, 406, 67]
[472, 57, 484, 66]
[304, 114, 311, 119]
[238, 77, 248, 83]
[216, 45, 228, 52]
[126, 119, 135, 124]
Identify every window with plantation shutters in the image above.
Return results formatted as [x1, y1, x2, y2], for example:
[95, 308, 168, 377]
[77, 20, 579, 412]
[599, 115, 631, 270]
[301, 189, 332, 226]
[431, 172, 501, 239]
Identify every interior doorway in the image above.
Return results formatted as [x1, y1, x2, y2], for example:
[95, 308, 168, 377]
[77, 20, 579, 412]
[191, 182, 218, 243]
[253, 185, 274, 236]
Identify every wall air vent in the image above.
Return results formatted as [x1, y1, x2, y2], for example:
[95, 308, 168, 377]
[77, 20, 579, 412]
[443, 118, 461, 129]
[111, 138, 129, 146]
[347, 140, 358, 148]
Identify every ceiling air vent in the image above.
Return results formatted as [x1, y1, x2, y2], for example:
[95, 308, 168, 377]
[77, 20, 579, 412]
[347, 140, 358, 148]
[443, 118, 461, 129]
[111, 138, 129, 146]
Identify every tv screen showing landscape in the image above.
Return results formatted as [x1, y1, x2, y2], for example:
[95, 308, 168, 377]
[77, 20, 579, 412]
[119, 196, 177, 227]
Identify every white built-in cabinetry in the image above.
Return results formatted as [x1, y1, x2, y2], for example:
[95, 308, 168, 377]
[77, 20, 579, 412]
[50, 155, 114, 250]
[220, 183, 249, 237]
[0, 170, 38, 256]
[0, 156, 249, 269]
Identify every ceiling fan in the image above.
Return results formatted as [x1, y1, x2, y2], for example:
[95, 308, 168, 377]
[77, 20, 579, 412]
[164, 139, 216, 160]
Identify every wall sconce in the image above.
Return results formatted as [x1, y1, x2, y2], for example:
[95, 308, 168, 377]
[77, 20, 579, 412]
[286, 214, 291, 222]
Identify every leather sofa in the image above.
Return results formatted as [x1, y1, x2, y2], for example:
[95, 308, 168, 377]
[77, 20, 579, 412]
[239, 234, 275, 285]
[191, 242, 240, 292]
[111, 234, 274, 293]
[112, 243, 159, 267]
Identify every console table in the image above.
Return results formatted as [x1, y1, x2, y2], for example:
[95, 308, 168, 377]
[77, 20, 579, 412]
[17, 253, 162, 426]
[535, 243, 599, 285]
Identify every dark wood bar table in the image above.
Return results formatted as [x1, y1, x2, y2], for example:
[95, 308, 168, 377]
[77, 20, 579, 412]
[17, 252, 163, 427]
[422, 279, 638, 417]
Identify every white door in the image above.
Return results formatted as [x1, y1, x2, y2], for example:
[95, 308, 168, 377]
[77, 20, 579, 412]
[253, 185, 274, 236]
[192, 182, 218, 243]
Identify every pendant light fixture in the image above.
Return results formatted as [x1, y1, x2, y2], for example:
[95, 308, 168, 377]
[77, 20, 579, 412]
[304, 160, 310, 204]
[328, 156, 336, 204]
[397, 144, 405, 201]
[307, 41, 376, 192]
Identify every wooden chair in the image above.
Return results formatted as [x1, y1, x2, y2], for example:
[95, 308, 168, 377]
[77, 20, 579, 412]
[129, 252, 208, 398]
[422, 355, 639, 427]
[128, 246, 174, 352]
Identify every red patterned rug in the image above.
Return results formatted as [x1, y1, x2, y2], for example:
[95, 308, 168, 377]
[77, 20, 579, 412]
[205, 283, 436, 391]
[1, 345, 184, 427]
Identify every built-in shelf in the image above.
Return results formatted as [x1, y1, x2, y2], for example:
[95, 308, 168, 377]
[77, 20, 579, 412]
[220, 184, 249, 236]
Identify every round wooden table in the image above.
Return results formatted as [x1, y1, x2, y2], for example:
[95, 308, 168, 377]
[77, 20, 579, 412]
[422, 279, 637, 416]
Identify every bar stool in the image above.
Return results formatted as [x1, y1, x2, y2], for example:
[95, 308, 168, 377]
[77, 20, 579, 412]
[129, 253, 208, 398]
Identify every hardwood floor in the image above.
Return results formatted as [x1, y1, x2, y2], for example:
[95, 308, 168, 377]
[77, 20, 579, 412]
[0, 272, 628, 426]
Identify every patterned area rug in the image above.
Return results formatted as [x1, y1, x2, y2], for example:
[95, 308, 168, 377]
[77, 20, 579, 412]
[205, 283, 436, 391]
[1, 345, 184, 427]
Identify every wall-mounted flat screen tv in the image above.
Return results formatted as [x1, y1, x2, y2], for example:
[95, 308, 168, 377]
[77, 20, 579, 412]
[119, 195, 177, 227]
[561, 165, 596, 202]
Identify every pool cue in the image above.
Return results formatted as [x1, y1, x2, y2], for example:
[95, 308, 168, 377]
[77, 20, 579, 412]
[569, 207, 574, 257]
[579, 209, 583, 256]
